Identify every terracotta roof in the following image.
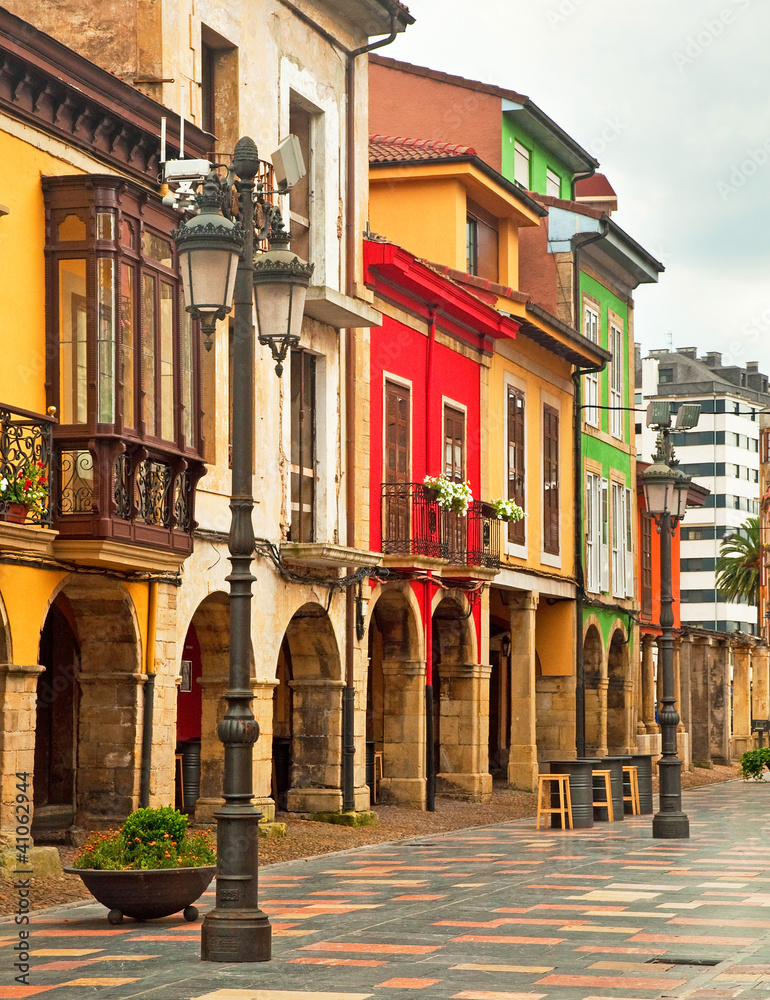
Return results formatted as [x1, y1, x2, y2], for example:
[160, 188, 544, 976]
[370, 134, 477, 162]
[575, 173, 617, 198]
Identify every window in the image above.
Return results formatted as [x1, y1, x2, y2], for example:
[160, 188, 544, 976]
[507, 387, 525, 545]
[200, 26, 239, 153]
[290, 349, 316, 542]
[600, 477, 609, 592]
[641, 511, 652, 619]
[611, 482, 625, 598]
[585, 472, 601, 592]
[466, 215, 478, 275]
[543, 404, 559, 555]
[545, 168, 561, 197]
[514, 141, 530, 188]
[610, 321, 623, 439]
[289, 93, 318, 265]
[444, 405, 465, 482]
[658, 367, 674, 383]
[625, 486, 634, 598]
[583, 304, 600, 426]
[45, 176, 197, 450]
[385, 381, 410, 484]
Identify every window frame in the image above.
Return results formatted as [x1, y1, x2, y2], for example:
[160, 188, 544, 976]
[583, 301, 600, 427]
[609, 318, 624, 439]
[513, 140, 531, 188]
[542, 402, 560, 557]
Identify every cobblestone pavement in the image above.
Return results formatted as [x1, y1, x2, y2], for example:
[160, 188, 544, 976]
[4, 780, 770, 1000]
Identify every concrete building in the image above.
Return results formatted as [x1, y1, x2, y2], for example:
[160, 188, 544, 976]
[638, 349, 769, 635]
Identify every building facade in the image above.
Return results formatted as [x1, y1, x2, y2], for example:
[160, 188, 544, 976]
[638, 349, 769, 635]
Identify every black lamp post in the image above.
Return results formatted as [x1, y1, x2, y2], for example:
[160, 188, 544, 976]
[640, 427, 691, 839]
[173, 136, 312, 962]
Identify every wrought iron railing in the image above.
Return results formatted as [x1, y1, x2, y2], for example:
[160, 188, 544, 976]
[381, 482, 446, 559]
[380, 485, 501, 570]
[0, 403, 55, 527]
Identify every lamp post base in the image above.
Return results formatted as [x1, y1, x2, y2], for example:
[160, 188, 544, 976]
[201, 909, 272, 963]
[652, 811, 690, 839]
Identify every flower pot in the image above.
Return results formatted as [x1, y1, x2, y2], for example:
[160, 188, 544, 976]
[2, 503, 28, 524]
[63, 864, 216, 924]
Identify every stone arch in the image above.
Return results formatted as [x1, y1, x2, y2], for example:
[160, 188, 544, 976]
[279, 602, 343, 813]
[367, 585, 425, 807]
[607, 622, 632, 754]
[432, 593, 491, 802]
[583, 619, 607, 757]
[182, 592, 233, 823]
[36, 576, 143, 829]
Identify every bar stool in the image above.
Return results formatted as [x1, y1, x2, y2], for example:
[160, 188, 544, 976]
[536, 773, 573, 830]
[623, 764, 641, 816]
[592, 768, 614, 821]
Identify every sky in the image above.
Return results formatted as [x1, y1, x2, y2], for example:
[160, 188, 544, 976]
[385, 0, 770, 373]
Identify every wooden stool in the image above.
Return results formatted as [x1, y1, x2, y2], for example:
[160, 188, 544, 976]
[592, 769, 614, 821]
[373, 751, 383, 804]
[536, 774, 573, 830]
[623, 764, 641, 816]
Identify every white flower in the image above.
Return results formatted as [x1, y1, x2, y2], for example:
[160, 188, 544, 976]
[0, 478, 7, 493]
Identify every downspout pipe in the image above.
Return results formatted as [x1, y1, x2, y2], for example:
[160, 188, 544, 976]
[140, 581, 158, 808]
[342, 9, 401, 813]
[425, 309, 437, 812]
[571, 224, 608, 758]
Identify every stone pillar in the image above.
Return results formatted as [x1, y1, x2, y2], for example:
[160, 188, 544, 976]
[352, 640, 371, 813]
[0, 663, 60, 874]
[689, 635, 712, 765]
[149, 582, 179, 808]
[191, 674, 227, 824]
[731, 644, 752, 760]
[286, 678, 343, 814]
[252, 679, 278, 821]
[673, 638, 690, 769]
[507, 591, 539, 791]
[679, 635, 693, 745]
[753, 645, 770, 731]
[710, 640, 731, 766]
[76, 671, 144, 827]
[640, 635, 659, 734]
[379, 659, 426, 808]
[595, 677, 609, 758]
[436, 662, 493, 802]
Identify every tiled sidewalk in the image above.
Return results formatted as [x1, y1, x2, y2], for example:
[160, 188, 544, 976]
[4, 781, 770, 999]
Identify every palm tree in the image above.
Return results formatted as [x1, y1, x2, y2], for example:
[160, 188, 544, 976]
[715, 516, 760, 631]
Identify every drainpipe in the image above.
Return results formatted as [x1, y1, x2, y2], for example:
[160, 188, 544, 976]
[425, 309, 437, 811]
[140, 581, 158, 808]
[342, 9, 401, 813]
[571, 224, 608, 758]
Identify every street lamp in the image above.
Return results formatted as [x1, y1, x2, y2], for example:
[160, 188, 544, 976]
[640, 428, 691, 839]
[172, 136, 312, 962]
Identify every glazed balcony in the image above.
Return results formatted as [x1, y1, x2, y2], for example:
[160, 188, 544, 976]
[380, 483, 501, 573]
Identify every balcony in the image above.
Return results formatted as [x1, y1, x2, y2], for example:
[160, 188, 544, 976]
[0, 403, 56, 556]
[53, 437, 205, 570]
[380, 483, 501, 574]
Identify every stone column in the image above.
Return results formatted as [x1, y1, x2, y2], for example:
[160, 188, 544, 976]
[596, 677, 609, 758]
[753, 645, 770, 733]
[710, 640, 731, 765]
[689, 635, 712, 765]
[0, 663, 59, 874]
[679, 634, 693, 745]
[731, 644, 752, 760]
[149, 582, 178, 807]
[673, 638, 690, 769]
[252, 679, 278, 821]
[76, 671, 144, 828]
[508, 591, 539, 791]
[379, 659, 426, 808]
[193, 674, 228, 824]
[286, 678, 343, 814]
[436, 661, 493, 802]
[640, 635, 659, 735]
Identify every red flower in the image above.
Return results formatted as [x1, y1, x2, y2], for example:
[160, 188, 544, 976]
[24, 479, 31, 490]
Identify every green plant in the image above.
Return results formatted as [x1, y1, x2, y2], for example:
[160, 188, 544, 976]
[0, 461, 49, 514]
[739, 747, 770, 781]
[73, 806, 216, 870]
[490, 497, 526, 522]
[715, 517, 760, 630]
[423, 474, 473, 515]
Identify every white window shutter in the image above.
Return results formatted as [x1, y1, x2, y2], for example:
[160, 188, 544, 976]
[625, 486, 634, 599]
[600, 477, 609, 593]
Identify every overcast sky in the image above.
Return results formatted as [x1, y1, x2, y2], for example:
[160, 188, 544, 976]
[386, 0, 770, 373]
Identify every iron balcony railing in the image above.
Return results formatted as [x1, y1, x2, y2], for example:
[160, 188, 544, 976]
[0, 403, 55, 527]
[380, 483, 501, 570]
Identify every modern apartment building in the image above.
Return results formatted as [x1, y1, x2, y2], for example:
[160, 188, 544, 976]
[637, 349, 769, 634]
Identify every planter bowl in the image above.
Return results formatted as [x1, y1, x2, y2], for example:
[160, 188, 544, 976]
[64, 865, 216, 923]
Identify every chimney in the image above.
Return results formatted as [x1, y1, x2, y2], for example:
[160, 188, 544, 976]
[747, 361, 759, 372]
[678, 347, 697, 359]
[703, 352, 722, 368]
